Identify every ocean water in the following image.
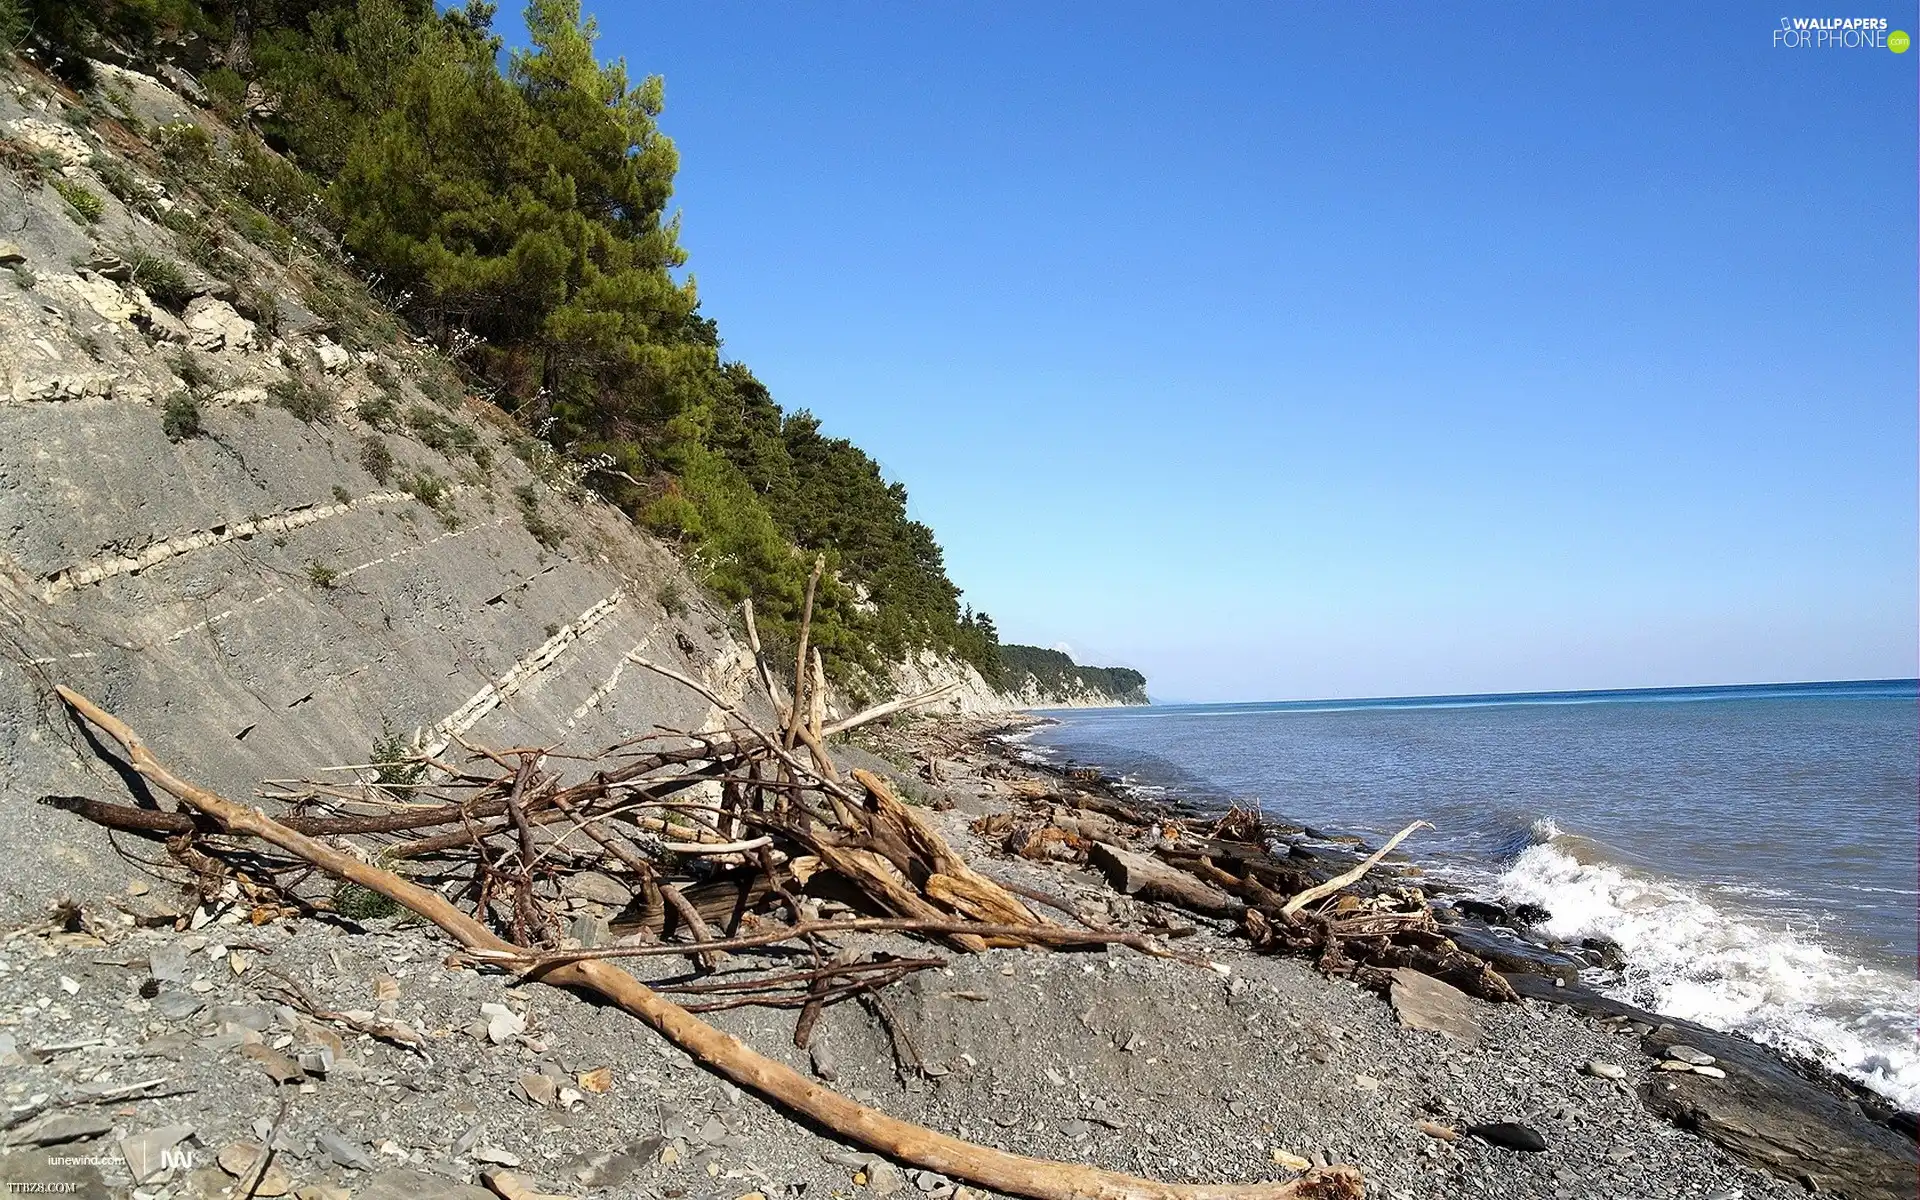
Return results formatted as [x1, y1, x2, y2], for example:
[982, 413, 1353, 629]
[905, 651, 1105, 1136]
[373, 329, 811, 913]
[1016, 681, 1920, 1110]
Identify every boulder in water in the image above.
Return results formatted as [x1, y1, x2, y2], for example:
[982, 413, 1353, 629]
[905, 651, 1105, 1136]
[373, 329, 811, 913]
[1510, 901, 1552, 926]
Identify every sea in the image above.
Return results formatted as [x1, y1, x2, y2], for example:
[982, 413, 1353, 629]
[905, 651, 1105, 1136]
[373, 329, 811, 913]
[1012, 680, 1920, 1110]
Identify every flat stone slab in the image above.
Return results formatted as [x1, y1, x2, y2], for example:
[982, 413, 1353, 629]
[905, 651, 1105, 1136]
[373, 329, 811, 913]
[1389, 967, 1483, 1044]
[1638, 1024, 1917, 1200]
[1435, 915, 1584, 983]
[6, 1113, 115, 1147]
[1507, 972, 1918, 1200]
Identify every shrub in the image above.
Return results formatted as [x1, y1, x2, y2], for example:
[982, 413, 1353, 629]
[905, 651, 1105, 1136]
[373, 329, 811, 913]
[201, 68, 248, 117]
[169, 352, 214, 393]
[359, 435, 394, 483]
[8, 265, 34, 289]
[366, 360, 401, 392]
[304, 270, 399, 350]
[370, 722, 426, 792]
[332, 882, 399, 921]
[229, 137, 318, 222]
[417, 370, 465, 409]
[102, 83, 137, 123]
[658, 580, 688, 618]
[91, 155, 133, 197]
[228, 284, 280, 337]
[401, 470, 446, 509]
[150, 202, 228, 276]
[0, 137, 44, 181]
[268, 375, 331, 422]
[90, 156, 164, 220]
[305, 561, 337, 589]
[223, 199, 292, 257]
[154, 121, 214, 173]
[356, 391, 398, 430]
[511, 436, 582, 498]
[514, 484, 565, 551]
[414, 364, 466, 410]
[52, 180, 105, 223]
[128, 252, 194, 312]
[178, 224, 230, 275]
[522, 506, 564, 549]
[405, 404, 479, 456]
[331, 485, 351, 504]
[0, 0, 26, 55]
[161, 392, 201, 441]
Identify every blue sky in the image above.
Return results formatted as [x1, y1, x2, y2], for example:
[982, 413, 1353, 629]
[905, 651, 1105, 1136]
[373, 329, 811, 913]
[518, 3, 1917, 702]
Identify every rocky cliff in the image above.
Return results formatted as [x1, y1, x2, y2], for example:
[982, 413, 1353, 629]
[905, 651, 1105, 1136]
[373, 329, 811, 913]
[886, 648, 1151, 715]
[997, 644, 1149, 707]
[0, 59, 1120, 920]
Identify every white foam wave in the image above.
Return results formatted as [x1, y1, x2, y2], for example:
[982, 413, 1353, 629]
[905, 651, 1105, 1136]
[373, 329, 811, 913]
[1494, 840, 1920, 1110]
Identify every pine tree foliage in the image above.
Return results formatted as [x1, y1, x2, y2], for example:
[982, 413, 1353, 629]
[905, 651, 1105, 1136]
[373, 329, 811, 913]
[13, 0, 1004, 688]
[999, 646, 1147, 704]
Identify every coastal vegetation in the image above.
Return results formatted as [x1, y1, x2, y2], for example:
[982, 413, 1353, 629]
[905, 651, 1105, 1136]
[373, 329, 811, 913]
[13, 0, 1001, 691]
[1000, 644, 1148, 703]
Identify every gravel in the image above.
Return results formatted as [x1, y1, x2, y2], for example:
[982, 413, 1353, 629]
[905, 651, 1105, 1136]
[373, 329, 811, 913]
[0, 725, 1817, 1200]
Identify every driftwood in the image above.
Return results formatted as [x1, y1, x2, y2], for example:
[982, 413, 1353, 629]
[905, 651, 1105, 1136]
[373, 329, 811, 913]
[1065, 790, 1156, 826]
[1089, 842, 1244, 919]
[1155, 838, 1318, 894]
[969, 810, 1094, 864]
[471, 916, 1190, 971]
[1279, 820, 1430, 916]
[44, 567, 1436, 1196]
[55, 685, 1360, 1200]
[977, 757, 1520, 1007]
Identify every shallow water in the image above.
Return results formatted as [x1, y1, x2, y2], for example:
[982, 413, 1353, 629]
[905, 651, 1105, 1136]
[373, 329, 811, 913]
[1019, 681, 1920, 1109]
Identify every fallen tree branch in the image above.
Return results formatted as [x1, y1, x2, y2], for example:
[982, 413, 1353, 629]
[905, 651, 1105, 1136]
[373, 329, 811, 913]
[663, 834, 773, 856]
[56, 685, 1358, 1200]
[740, 598, 794, 728]
[821, 681, 961, 737]
[657, 956, 943, 997]
[659, 880, 725, 970]
[1280, 820, 1431, 917]
[458, 915, 1188, 969]
[784, 556, 825, 753]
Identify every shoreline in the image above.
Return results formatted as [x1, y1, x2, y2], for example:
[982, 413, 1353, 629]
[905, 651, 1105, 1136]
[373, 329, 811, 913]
[955, 712, 1917, 1180]
[1001, 708, 1920, 1116]
[1, 708, 1912, 1200]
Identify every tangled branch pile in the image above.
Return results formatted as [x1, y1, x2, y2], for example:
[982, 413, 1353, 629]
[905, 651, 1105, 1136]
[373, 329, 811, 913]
[972, 783, 1517, 1005]
[45, 582, 1369, 1200]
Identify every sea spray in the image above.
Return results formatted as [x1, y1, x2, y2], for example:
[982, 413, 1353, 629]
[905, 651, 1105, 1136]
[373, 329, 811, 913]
[1495, 836, 1920, 1108]
[1025, 682, 1920, 1112]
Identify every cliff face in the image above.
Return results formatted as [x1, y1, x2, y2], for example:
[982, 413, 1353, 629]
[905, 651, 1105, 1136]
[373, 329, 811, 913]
[886, 648, 1151, 716]
[885, 650, 1019, 716]
[0, 61, 1138, 917]
[1000, 670, 1149, 709]
[997, 644, 1150, 708]
[0, 64, 774, 919]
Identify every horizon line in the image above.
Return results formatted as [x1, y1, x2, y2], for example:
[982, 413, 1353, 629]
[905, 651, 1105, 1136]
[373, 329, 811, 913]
[1133, 676, 1920, 710]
